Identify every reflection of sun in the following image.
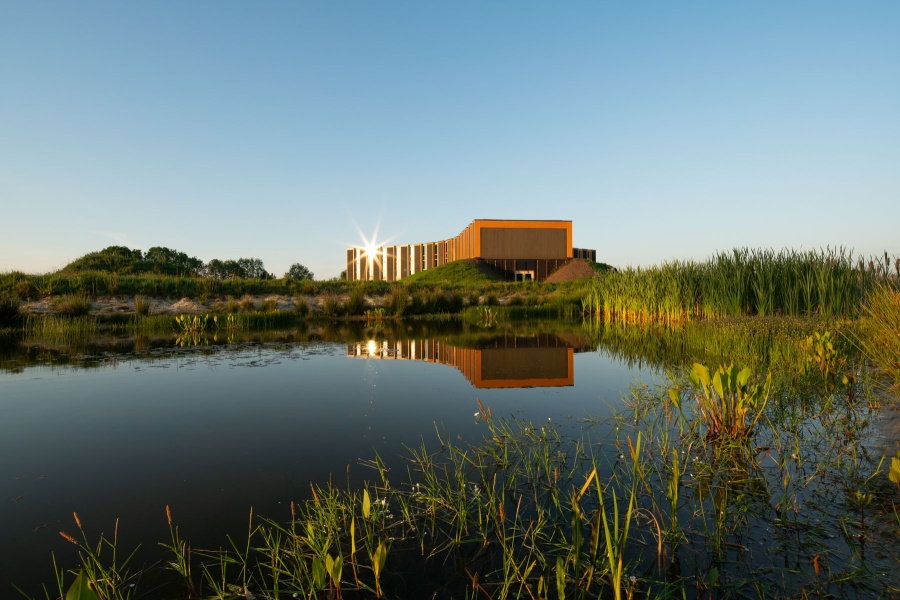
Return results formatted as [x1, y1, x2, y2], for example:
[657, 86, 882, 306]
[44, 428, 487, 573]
[367, 339, 377, 356]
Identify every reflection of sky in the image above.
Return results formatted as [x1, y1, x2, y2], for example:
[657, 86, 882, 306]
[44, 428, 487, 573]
[0, 342, 645, 594]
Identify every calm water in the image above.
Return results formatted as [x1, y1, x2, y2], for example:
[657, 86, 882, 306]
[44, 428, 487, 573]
[0, 323, 648, 594]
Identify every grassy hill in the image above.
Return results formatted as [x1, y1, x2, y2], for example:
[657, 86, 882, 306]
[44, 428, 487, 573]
[402, 260, 499, 286]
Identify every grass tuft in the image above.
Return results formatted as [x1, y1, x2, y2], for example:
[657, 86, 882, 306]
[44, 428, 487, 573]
[53, 294, 92, 317]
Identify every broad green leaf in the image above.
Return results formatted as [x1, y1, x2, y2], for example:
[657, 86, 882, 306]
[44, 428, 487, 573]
[66, 571, 101, 600]
[667, 387, 682, 411]
[690, 363, 710, 388]
[890, 456, 900, 485]
[312, 557, 325, 589]
[332, 553, 343, 583]
[362, 489, 371, 519]
[737, 367, 751, 389]
[374, 541, 388, 575]
[712, 370, 725, 400]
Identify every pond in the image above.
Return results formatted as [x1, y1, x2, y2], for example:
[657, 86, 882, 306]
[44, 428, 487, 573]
[1, 319, 897, 598]
[0, 321, 642, 594]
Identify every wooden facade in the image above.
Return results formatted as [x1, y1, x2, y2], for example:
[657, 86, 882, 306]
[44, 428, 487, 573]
[346, 219, 596, 282]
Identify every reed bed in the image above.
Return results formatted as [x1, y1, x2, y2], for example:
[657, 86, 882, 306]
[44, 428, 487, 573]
[852, 282, 900, 390]
[584, 248, 894, 324]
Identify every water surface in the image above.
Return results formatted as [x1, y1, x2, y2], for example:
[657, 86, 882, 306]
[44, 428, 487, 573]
[0, 323, 644, 593]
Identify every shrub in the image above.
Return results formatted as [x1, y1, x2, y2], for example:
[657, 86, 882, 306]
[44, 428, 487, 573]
[134, 295, 151, 316]
[53, 294, 92, 317]
[483, 292, 499, 306]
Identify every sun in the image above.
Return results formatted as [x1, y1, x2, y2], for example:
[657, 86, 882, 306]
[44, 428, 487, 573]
[351, 219, 399, 278]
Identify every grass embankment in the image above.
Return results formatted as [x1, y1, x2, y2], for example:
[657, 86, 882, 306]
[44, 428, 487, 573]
[0, 261, 593, 331]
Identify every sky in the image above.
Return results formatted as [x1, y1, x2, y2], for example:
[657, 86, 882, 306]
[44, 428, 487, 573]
[1, 2, 898, 279]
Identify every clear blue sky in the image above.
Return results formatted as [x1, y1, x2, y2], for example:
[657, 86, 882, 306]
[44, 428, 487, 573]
[2, 2, 898, 279]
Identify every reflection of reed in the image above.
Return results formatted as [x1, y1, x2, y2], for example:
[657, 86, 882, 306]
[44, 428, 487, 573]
[584, 316, 858, 373]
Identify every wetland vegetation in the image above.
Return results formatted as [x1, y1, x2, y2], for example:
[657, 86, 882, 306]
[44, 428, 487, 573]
[2, 245, 899, 599]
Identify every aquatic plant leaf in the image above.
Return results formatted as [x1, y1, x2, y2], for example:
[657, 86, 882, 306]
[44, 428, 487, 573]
[373, 540, 388, 575]
[350, 516, 356, 555]
[667, 387, 682, 411]
[65, 571, 101, 600]
[312, 557, 325, 589]
[712, 370, 725, 400]
[690, 363, 710, 389]
[555, 556, 566, 600]
[890, 456, 900, 486]
[332, 553, 343, 583]
[736, 367, 752, 389]
[362, 489, 371, 520]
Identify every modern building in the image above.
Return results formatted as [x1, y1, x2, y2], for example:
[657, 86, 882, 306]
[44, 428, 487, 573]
[346, 219, 596, 282]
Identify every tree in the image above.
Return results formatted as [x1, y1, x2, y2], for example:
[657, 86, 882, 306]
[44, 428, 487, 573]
[286, 263, 314, 281]
[63, 246, 144, 274]
[144, 246, 205, 277]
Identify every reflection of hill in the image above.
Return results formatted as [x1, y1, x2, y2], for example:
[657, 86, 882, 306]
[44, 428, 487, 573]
[347, 333, 593, 388]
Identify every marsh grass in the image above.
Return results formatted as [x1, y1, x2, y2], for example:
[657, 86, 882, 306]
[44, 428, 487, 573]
[259, 297, 279, 313]
[853, 283, 900, 391]
[293, 296, 310, 317]
[320, 293, 344, 318]
[133, 294, 150, 317]
[53, 294, 92, 317]
[238, 294, 256, 313]
[387, 284, 408, 317]
[346, 286, 367, 315]
[24, 315, 99, 343]
[584, 248, 892, 324]
[24, 512, 140, 600]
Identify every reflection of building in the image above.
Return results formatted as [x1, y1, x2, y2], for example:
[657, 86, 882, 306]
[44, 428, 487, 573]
[346, 334, 592, 388]
[346, 219, 596, 282]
